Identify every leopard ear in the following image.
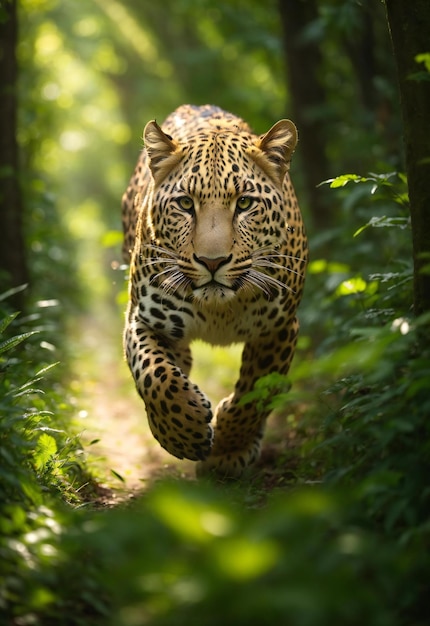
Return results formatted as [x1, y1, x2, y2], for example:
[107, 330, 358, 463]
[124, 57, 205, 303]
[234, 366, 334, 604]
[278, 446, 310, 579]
[144, 120, 183, 183]
[248, 119, 297, 183]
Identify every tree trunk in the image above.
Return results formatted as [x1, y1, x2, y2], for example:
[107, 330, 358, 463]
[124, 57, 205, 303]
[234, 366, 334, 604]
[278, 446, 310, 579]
[0, 0, 28, 309]
[385, 0, 430, 315]
[278, 0, 333, 230]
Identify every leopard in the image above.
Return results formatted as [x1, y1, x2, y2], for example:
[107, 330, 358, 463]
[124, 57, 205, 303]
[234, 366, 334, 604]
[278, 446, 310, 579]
[122, 104, 308, 477]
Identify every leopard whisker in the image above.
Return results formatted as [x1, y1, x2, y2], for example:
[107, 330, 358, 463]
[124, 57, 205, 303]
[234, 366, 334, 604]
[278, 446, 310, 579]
[263, 252, 308, 265]
[151, 266, 177, 279]
[254, 269, 295, 294]
[252, 249, 307, 265]
[141, 244, 180, 266]
[143, 243, 179, 258]
[148, 266, 178, 288]
[242, 269, 295, 298]
[240, 272, 274, 299]
[143, 258, 178, 269]
[140, 245, 180, 272]
[142, 244, 193, 297]
[160, 271, 192, 295]
[254, 258, 305, 281]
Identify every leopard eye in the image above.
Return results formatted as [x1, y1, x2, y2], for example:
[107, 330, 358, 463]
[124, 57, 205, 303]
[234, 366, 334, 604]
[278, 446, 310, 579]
[236, 196, 253, 212]
[177, 196, 194, 212]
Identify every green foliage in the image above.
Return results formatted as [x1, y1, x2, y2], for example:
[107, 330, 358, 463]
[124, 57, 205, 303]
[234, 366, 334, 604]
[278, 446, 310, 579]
[239, 371, 292, 413]
[0, 291, 101, 622]
[94, 485, 428, 626]
[409, 52, 430, 81]
[0, 317, 42, 505]
[0, 293, 90, 507]
[321, 313, 430, 530]
[299, 170, 412, 354]
[1, 480, 428, 626]
[66, 486, 412, 626]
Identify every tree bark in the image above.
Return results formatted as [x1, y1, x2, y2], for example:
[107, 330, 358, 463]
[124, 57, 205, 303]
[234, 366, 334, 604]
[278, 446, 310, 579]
[278, 0, 333, 230]
[385, 0, 430, 315]
[0, 0, 28, 309]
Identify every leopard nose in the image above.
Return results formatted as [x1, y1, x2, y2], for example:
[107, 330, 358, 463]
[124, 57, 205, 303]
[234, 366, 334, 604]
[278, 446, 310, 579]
[194, 254, 232, 273]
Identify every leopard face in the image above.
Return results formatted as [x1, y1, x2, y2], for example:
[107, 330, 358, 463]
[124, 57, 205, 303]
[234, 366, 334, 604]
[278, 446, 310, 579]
[122, 104, 308, 476]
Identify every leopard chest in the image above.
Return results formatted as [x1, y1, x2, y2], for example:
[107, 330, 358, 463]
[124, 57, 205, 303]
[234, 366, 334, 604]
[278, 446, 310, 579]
[134, 284, 284, 346]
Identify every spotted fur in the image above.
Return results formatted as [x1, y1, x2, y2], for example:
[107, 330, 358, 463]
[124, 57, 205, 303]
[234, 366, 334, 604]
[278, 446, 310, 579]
[122, 104, 308, 477]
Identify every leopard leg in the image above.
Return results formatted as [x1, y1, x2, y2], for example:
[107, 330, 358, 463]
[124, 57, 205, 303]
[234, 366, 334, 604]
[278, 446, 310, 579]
[124, 316, 213, 461]
[197, 316, 299, 477]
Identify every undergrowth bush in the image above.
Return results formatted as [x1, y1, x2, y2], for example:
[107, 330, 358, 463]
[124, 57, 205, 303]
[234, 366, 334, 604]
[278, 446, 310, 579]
[301, 172, 412, 349]
[0, 290, 88, 505]
[0, 290, 95, 621]
[310, 174, 429, 547]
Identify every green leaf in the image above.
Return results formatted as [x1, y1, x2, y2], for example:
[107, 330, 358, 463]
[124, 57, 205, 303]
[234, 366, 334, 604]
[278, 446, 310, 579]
[354, 216, 410, 237]
[34, 433, 58, 470]
[34, 425, 62, 433]
[335, 276, 368, 296]
[110, 469, 125, 482]
[321, 171, 400, 192]
[415, 52, 430, 71]
[12, 387, 44, 399]
[34, 362, 59, 377]
[415, 52, 430, 72]
[0, 284, 28, 303]
[0, 330, 40, 355]
[320, 174, 363, 188]
[0, 312, 20, 335]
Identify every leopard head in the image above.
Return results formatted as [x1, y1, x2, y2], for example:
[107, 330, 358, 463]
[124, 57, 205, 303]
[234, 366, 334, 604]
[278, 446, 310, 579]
[140, 118, 298, 307]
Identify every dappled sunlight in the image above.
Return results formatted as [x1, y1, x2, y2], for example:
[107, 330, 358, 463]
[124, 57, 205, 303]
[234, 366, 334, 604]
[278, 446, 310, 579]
[93, 0, 172, 76]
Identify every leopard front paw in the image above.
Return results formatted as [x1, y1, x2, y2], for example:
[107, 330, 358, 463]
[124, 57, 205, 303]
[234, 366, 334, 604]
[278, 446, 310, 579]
[146, 384, 214, 461]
